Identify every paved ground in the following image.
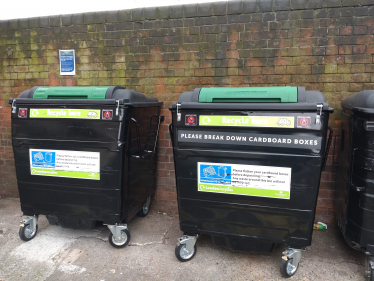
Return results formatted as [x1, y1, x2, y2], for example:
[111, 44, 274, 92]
[0, 197, 366, 281]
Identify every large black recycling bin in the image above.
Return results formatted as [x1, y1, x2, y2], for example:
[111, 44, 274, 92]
[334, 90, 374, 280]
[169, 87, 333, 277]
[9, 86, 163, 248]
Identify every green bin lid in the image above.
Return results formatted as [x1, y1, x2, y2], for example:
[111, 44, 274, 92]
[198, 87, 298, 103]
[32, 86, 110, 99]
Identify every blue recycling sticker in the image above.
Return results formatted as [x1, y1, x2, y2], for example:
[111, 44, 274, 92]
[60, 50, 75, 73]
[31, 151, 56, 168]
[199, 164, 231, 185]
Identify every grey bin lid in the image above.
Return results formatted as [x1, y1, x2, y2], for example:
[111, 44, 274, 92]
[14, 86, 162, 108]
[341, 90, 374, 112]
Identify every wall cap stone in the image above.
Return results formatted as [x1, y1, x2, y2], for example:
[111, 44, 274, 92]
[1, 0, 374, 29]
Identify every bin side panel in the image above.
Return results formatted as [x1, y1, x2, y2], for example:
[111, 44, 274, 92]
[11, 104, 127, 225]
[125, 106, 159, 221]
[334, 109, 351, 235]
[175, 151, 322, 210]
[170, 108, 330, 250]
[178, 198, 312, 248]
[174, 152, 321, 248]
[18, 182, 122, 223]
[339, 111, 374, 251]
[345, 188, 374, 248]
[14, 144, 123, 224]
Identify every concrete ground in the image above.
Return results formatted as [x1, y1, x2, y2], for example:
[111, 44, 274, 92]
[0, 197, 366, 281]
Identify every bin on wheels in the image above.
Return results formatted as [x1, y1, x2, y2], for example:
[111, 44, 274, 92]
[334, 90, 374, 281]
[169, 87, 333, 277]
[9, 86, 163, 248]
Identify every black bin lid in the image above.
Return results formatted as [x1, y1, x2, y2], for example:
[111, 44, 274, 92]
[341, 90, 374, 113]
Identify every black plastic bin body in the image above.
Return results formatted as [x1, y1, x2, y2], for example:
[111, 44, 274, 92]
[335, 90, 374, 254]
[169, 87, 333, 252]
[10, 86, 163, 228]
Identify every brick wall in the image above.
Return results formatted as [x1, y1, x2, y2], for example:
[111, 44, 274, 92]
[1, 0, 374, 223]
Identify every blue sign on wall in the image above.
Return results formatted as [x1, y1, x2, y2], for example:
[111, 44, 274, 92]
[59, 50, 75, 75]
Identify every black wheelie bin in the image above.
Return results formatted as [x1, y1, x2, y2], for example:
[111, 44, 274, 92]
[334, 90, 374, 281]
[169, 87, 333, 277]
[9, 86, 163, 248]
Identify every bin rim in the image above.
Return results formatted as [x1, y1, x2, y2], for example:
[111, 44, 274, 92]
[169, 101, 333, 112]
[14, 86, 162, 107]
[10, 98, 163, 108]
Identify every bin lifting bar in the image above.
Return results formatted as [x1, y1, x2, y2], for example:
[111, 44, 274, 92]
[176, 102, 181, 122]
[11, 99, 16, 113]
[316, 104, 323, 125]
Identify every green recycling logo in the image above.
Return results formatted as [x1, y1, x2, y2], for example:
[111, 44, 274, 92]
[30, 109, 101, 119]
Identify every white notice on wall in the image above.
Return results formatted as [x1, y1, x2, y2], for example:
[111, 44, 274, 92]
[59, 50, 76, 75]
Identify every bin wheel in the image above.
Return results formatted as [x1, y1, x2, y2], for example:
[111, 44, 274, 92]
[280, 258, 298, 278]
[19, 224, 38, 242]
[137, 196, 151, 217]
[370, 268, 374, 281]
[175, 244, 197, 262]
[108, 229, 131, 248]
[366, 256, 374, 281]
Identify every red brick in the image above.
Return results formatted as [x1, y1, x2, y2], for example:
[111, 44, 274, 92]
[228, 33, 239, 41]
[245, 59, 265, 67]
[365, 65, 374, 73]
[356, 35, 371, 45]
[326, 46, 339, 56]
[352, 45, 367, 55]
[228, 50, 239, 59]
[245, 76, 267, 84]
[251, 67, 262, 75]
[300, 28, 313, 38]
[338, 46, 352, 55]
[369, 25, 374, 35]
[274, 57, 293, 66]
[266, 75, 291, 84]
[354, 26, 367, 35]
[368, 45, 374, 55]
[339, 26, 352, 35]
[317, 198, 334, 208]
[262, 67, 274, 75]
[274, 66, 287, 74]
[321, 172, 331, 182]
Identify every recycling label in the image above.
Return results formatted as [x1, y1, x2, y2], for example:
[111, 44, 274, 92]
[29, 109, 101, 119]
[198, 162, 291, 199]
[178, 130, 322, 149]
[30, 149, 100, 180]
[199, 116, 294, 128]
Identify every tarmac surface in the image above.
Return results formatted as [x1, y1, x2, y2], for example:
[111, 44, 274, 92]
[0, 197, 366, 281]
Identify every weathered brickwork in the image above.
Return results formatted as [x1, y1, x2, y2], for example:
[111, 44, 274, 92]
[1, 1, 374, 222]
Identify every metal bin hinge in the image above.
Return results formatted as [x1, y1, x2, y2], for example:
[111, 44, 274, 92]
[11, 99, 16, 113]
[115, 100, 120, 116]
[316, 104, 323, 125]
[176, 103, 181, 122]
